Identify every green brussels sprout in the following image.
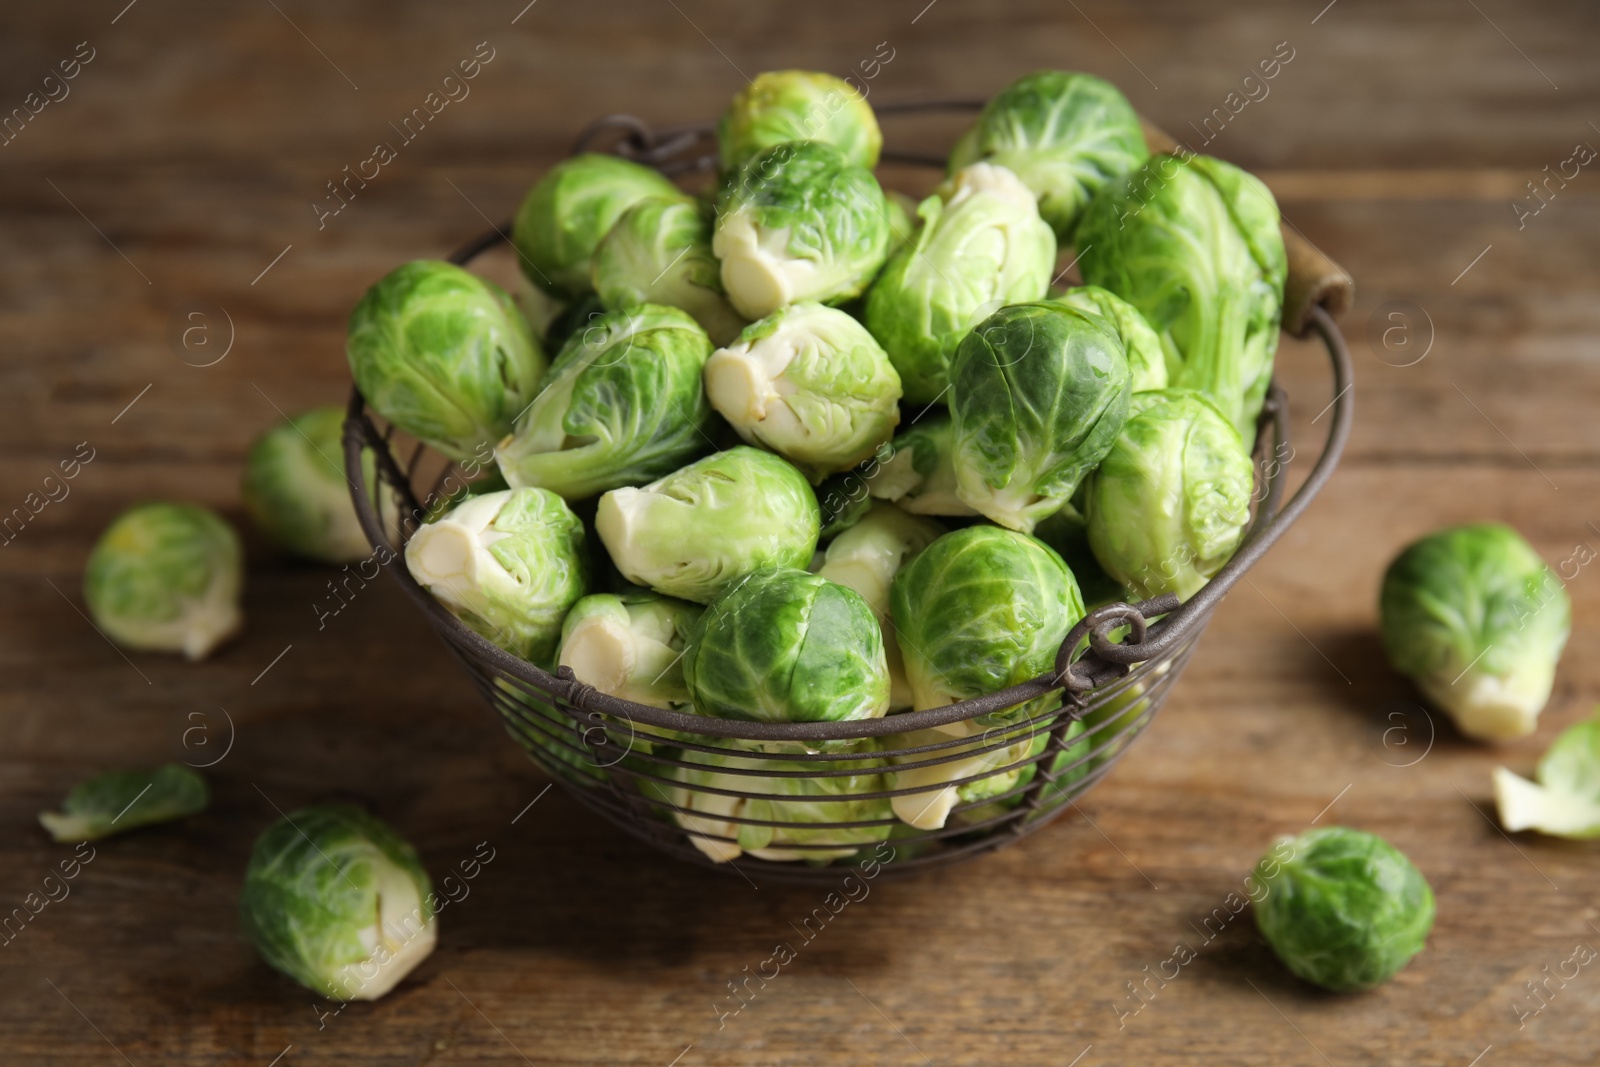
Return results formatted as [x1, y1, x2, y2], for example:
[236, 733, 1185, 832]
[595, 446, 820, 603]
[817, 502, 945, 710]
[867, 413, 979, 517]
[713, 141, 891, 320]
[512, 153, 686, 297]
[1078, 153, 1287, 440]
[949, 70, 1149, 240]
[666, 747, 893, 863]
[556, 591, 702, 709]
[242, 406, 395, 564]
[38, 764, 209, 842]
[240, 804, 435, 1001]
[948, 301, 1133, 533]
[717, 70, 883, 173]
[494, 304, 718, 499]
[592, 197, 748, 345]
[1381, 523, 1569, 741]
[346, 260, 546, 463]
[1253, 827, 1435, 992]
[84, 502, 243, 661]
[886, 723, 1050, 830]
[682, 567, 889, 731]
[404, 487, 587, 667]
[1049, 285, 1168, 393]
[705, 303, 902, 482]
[865, 163, 1056, 404]
[1494, 710, 1600, 838]
[1085, 389, 1254, 602]
[891, 525, 1085, 712]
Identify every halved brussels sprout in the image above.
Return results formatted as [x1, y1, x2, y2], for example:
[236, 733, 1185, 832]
[595, 446, 820, 603]
[949, 70, 1149, 240]
[346, 260, 546, 463]
[717, 70, 883, 173]
[38, 764, 209, 842]
[891, 525, 1085, 712]
[1078, 152, 1287, 440]
[240, 804, 435, 1001]
[1049, 285, 1168, 393]
[705, 303, 902, 482]
[949, 301, 1132, 533]
[713, 141, 890, 320]
[1253, 827, 1435, 992]
[84, 502, 243, 661]
[592, 197, 747, 345]
[865, 163, 1056, 404]
[1084, 389, 1254, 602]
[494, 304, 718, 499]
[682, 567, 889, 729]
[817, 502, 945, 710]
[404, 487, 587, 667]
[512, 153, 686, 297]
[866, 413, 979, 517]
[556, 591, 702, 709]
[1494, 710, 1600, 837]
[1381, 523, 1569, 741]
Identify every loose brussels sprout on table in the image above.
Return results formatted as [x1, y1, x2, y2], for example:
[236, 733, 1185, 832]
[948, 300, 1133, 534]
[595, 446, 820, 604]
[704, 303, 902, 481]
[1380, 523, 1569, 741]
[404, 487, 588, 667]
[346, 260, 546, 463]
[867, 413, 979, 517]
[1085, 389, 1255, 602]
[864, 162, 1056, 405]
[38, 764, 209, 842]
[949, 70, 1149, 241]
[1253, 827, 1434, 992]
[713, 141, 891, 320]
[718, 69, 882, 173]
[512, 152, 686, 297]
[592, 197, 747, 345]
[1078, 152, 1287, 441]
[494, 304, 718, 499]
[240, 804, 435, 1001]
[1048, 285, 1169, 393]
[1494, 710, 1600, 838]
[84, 502, 243, 661]
[556, 591, 702, 709]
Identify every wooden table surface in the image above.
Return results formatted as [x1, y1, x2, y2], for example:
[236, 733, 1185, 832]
[4, 1, 1598, 1064]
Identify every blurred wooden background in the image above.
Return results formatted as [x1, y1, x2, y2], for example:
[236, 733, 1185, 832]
[2, 1, 1598, 1064]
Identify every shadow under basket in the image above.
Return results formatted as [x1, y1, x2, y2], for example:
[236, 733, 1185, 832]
[344, 102, 1356, 884]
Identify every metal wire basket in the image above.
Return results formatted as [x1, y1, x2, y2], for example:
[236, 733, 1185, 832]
[344, 101, 1355, 883]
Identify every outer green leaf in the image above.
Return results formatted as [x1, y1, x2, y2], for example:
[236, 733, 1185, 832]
[39, 764, 209, 842]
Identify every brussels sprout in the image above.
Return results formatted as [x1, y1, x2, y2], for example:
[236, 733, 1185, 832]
[512, 153, 686, 297]
[867, 414, 978, 517]
[1253, 827, 1435, 992]
[1381, 524, 1569, 741]
[949, 70, 1148, 240]
[886, 723, 1049, 830]
[817, 502, 945, 710]
[713, 141, 891, 320]
[815, 470, 877, 539]
[595, 447, 820, 603]
[556, 591, 702, 709]
[718, 70, 883, 173]
[405, 488, 587, 667]
[665, 748, 893, 863]
[1494, 711, 1600, 838]
[592, 197, 748, 345]
[1078, 153, 1287, 440]
[949, 301, 1133, 533]
[84, 503, 243, 661]
[240, 804, 435, 1001]
[683, 567, 888, 733]
[1049, 285, 1168, 393]
[882, 190, 920, 264]
[495, 305, 718, 499]
[38, 764, 209, 842]
[1084, 389, 1253, 602]
[865, 163, 1056, 404]
[705, 303, 902, 481]
[1033, 501, 1128, 609]
[891, 525, 1085, 712]
[346, 260, 546, 463]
